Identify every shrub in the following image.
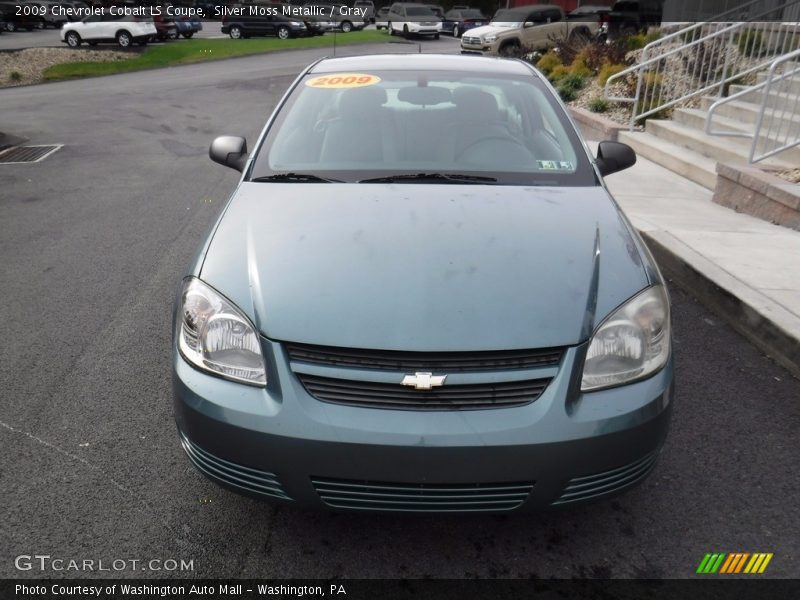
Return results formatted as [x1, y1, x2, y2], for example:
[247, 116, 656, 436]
[559, 73, 587, 92]
[557, 85, 578, 102]
[589, 97, 610, 113]
[625, 33, 647, 51]
[9, 71, 22, 82]
[737, 30, 763, 57]
[597, 61, 626, 86]
[535, 51, 561, 76]
[569, 57, 592, 79]
[548, 64, 570, 83]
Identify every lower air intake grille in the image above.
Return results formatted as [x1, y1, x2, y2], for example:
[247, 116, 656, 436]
[552, 451, 658, 506]
[298, 373, 550, 410]
[179, 431, 291, 501]
[284, 342, 563, 371]
[311, 477, 534, 512]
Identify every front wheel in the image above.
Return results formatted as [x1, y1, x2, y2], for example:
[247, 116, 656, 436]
[276, 25, 290, 39]
[182, 32, 193, 38]
[340, 20, 352, 33]
[36, 19, 45, 29]
[116, 30, 132, 48]
[433, 32, 439, 39]
[229, 25, 242, 39]
[453, 24, 459, 37]
[388, 22, 394, 36]
[402, 24, 408, 38]
[6, 22, 16, 32]
[65, 30, 80, 46]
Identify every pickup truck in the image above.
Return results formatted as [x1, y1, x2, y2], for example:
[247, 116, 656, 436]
[460, 4, 599, 56]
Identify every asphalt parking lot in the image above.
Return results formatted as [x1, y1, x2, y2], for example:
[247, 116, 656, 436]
[1, 41, 799, 579]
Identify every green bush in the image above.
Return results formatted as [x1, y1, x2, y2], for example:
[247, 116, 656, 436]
[8, 71, 22, 82]
[625, 33, 647, 51]
[589, 97, 610, 113]
[737, 30, 763, 57]
[559, 73, 587, 92]
[535, 51, 561, 76]
[597, 61, 626, 86]
[548, 64, 570, 83]
[557, 85, 578, 102]
[569, 57, 592, 79]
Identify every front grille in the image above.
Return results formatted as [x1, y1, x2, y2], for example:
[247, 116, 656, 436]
[298, 373, 550, 410]
[179, 431, 291, 501]
[462, 35, 480, 44]
[285, 342, 563, 372]
[312, 477, 534, 512]
[551, 451, 659, 506]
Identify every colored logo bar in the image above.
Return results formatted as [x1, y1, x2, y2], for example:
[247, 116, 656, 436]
[696, 553, 773, 574]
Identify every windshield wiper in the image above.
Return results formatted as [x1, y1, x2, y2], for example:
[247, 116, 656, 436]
[250, 173, 342, 183]
[359, 173, 498, 184]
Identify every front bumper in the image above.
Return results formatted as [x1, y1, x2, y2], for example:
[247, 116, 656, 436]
[177, 332, 675, 513]
[174, 336, 673, 513]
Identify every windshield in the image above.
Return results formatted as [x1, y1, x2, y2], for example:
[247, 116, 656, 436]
[460, 9, 484, 18]
[407, 7, 435, 16]
[491, 10, 524, 26]
[250, 69, 595, 186]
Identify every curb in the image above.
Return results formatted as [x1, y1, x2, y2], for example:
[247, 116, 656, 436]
[642, 230, 800, 380]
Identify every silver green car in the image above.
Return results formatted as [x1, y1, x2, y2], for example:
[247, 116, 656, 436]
[173, 54, 673, 512]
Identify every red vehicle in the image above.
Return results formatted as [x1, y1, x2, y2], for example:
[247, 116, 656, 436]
[153, 12, 177, 40]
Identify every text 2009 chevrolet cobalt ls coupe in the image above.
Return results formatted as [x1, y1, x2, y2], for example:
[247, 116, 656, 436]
[173, 54, 673, 513]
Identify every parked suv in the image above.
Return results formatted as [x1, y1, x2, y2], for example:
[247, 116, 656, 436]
[387, 2, 440, 38]
[60, 12, 156, 47]
[460, 4, 598, 56]
[353, 0, 373, 23]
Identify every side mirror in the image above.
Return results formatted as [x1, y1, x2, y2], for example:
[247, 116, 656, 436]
[523, 20, 534, 27]
[595, 140, 636, 176]
[209, 136, 248, 172]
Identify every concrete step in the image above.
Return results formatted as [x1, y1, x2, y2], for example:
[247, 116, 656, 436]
[728, 83, 800, 112]
[699, 95, 800, 131]
[644, 119, 798, 169]
[756, 70, 800, 94]
[673, 107, 750, 134]
[618, 130, 718, 190]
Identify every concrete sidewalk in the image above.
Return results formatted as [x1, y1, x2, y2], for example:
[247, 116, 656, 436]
[597, 144, 800, 378]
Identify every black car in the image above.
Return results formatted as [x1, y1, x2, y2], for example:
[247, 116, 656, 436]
[605, 0, 662, 37]
[221, 8, 309, 39]
[441, 7, 486, 38]
[0, 2, 45, 30]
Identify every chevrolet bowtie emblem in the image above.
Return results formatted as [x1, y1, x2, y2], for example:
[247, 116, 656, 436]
[401, 372, 447, 390]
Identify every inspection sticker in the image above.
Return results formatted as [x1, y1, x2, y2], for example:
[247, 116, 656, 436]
[537, 160, 574, 170]
[305, 74, 381, 89]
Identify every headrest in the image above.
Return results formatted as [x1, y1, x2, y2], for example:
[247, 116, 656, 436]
[452, 87, 499, 119]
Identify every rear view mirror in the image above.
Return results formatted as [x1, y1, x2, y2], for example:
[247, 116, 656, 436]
[209, 136, 248, 172]
[595, 140, 636, 176]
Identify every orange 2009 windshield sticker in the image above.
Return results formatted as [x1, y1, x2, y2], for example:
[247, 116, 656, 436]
[305, 74, 382, 89]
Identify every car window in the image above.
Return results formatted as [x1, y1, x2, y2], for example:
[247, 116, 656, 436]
[461, 9, 483, 18]
[406, 6, 434, 16]
[251, 69, 595, 186]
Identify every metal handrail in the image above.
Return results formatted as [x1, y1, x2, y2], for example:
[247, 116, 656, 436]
[704, 48, 800, 162]
[603, 0, 800, 129]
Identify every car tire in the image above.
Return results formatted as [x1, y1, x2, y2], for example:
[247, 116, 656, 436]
[340, 20, 352, 33]
[388, 22, 394, 35]
[453, 24, 459, 37]
[183, 32, 193, 38]
[499, 40, 520, 56]
[277, 25, 290, 39]
[434, 32, 439, 39]
[403, 24, 408, 38]
[229, 25, 242, 39]
[36, 19, 45, 29]
[116, 30, 132, 48]
[65, 30, 80, 47]
[7, 22, 16, 32]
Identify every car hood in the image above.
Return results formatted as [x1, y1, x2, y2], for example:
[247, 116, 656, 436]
[199, 183, 649, 351]
[464, 24, 512, 38]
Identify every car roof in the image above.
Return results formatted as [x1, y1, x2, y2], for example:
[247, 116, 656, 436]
[309, 54, 537, 77]
[499, 4, 559, 14]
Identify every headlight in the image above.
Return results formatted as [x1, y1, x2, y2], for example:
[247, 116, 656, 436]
[484, 35, 497, 42]
[581, 285, 670, 392]
[177, 277, 266, 386]
[290, 21, 303, 26]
